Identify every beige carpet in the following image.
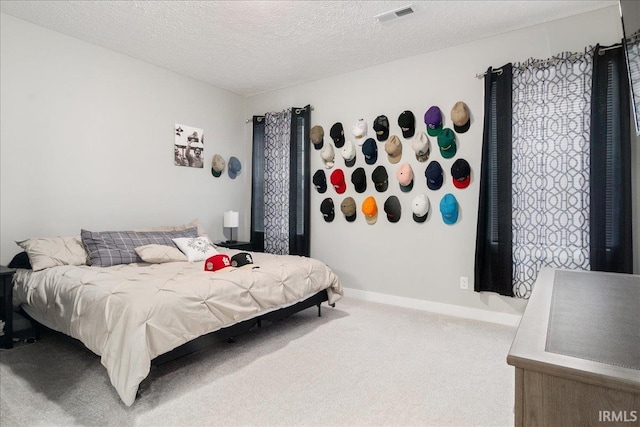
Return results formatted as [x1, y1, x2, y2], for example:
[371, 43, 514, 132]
[0, 297, 516, 426]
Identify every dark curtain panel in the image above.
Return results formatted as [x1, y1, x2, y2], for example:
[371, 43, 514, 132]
[251, 116, 266, 252]
[590, 45, 633, 273]
[288, 105, 311, 257]
[474, 65, 515, 296]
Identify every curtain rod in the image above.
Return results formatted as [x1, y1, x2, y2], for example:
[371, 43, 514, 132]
[474, 45, 622, 79]
[245, 106, 314, 123]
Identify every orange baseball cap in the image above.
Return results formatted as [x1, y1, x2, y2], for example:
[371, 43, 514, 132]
[361, 196, 378, 225]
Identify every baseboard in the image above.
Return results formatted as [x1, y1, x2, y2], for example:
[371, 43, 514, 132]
[343, 287, 522, 327]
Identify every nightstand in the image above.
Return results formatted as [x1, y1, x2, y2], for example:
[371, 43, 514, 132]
[215, 241, 255, 251]
[0, 266, 16, 349]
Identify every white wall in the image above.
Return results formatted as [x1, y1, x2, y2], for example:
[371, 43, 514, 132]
[245, 6, 635, 317]
[0, 14, 248, 264]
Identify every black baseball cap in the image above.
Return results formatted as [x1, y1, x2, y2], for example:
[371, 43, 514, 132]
[320, 198, 335, 222]
[425, 161, 444, 190]
[351, 167, 367, 193]
[372, 165, 388, 192]
[313, 169, 327, 193]
[362, 138, 378, 165]
[330, 122, 345, 148]
[373, 115, 390, 142]
[398, 111, 416, 138]
[384, 196, 402, 223]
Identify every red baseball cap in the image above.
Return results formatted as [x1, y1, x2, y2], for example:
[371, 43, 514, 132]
[204, 254, 232, 272]
[330, 169, 346, 194]
[451, 158, 471, 189]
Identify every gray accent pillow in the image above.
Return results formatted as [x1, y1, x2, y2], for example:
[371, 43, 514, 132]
[81, 227, 198, 267]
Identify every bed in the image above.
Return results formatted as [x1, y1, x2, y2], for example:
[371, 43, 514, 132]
[10, 234, 343, 406]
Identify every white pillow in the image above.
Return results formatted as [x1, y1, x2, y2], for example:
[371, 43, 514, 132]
[134, 244, 188, 264]
[172, 236, 219, 262]
[17, 236, 88, 271]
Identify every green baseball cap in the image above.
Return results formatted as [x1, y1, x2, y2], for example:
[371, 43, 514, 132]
[437, 128, 457, 159]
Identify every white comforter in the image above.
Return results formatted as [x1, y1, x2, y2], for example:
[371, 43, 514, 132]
[12, 250, 343, 406]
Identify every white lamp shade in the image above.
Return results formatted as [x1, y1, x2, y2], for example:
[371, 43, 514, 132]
[223, 211, 239, 228]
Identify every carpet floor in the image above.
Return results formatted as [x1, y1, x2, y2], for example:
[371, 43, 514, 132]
[0, 297, 516, 426]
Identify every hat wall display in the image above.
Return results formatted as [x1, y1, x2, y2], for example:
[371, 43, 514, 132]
[321, 143, 335, 169]
[351, 167, 367, 193]
[330, 122, 346, 148]
[310, 125, 324, 150]
[440, 193, 459, 225]
[231, 252, 258, 269]
[362, 138, 378, 165]
[372, 165, 389, 192]
[437, 128, 457, 159]
[341, 140, 357, 167]
[411, 132, 430, 163]
[425, 161, 444, 190]
[320, 198, 335, 222]
[353, 119, 368, 142]
[384, 196, 401, 223]
[412, 194, 430, 223]
[330, 169, 347, 194]
[451, 101, 471, 134]
[398, 110, 416, 138]
[313, 169, 327, 193]
[384, 135, 402, 164]
[361, 196, 378, 225]
[340, 197, 357, 222]
[397, 163, 414, 192]
[373, 115, 390, 141]
[424, 106, 443, 137]
[451, 158, 471, 189]
[211, 154, 225, 177]
[228, 156, 242, 179]
[204, 254, 232, 272]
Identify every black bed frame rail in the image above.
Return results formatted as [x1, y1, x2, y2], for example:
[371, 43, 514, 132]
[151, 289, 332, 366]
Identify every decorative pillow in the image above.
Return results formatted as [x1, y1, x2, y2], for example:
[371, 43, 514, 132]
[172, 236, 219, 262]
[134, 244, 187, 264]
[8, 251, 33, 270]
[81, 227, 198, 267]
[17, 236, 88, 271]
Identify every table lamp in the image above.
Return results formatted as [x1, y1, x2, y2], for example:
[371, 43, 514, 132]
[223, 211, 239, 243]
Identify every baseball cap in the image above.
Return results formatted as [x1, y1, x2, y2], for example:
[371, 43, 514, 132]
[313, 169, 327, 193]
[412, 194, 430, 223]
[439, 193, 459, 225]
[330, 122, 345, 148]
[361, 196, 378, 225]
[411, 132, 430, 162]
[451, 101, 471, 134]
[451, 158, 471, 189]
[351, 167, 367, 193]
[384, 135, 402, 164]
[425, 161, 444, 190]
[340, 197, 357, 222]
[187, 131, 199, 142]
[310, 125, 324, 150]
[353, 119, 367, 142]
[384, 196, 401, 223]
[341, 140, 356, 167]
[437, 128, 457, 159]
[228, 156, 242, 179]
[330, 169, 347, 194]
[321, 143, 335, 169]
[397, 163, 414, 192]
[211, 154, 225, 177]
[204, 254, 232, 272]
[320, 198, 335, 222]
[230, 252, 258, 269]
[424, 106, 443, 137]
[398, 110, 416, 138]
[362, 138, 378, 165]
[372, 165, 388, 192]
[373, 115, 390, 142]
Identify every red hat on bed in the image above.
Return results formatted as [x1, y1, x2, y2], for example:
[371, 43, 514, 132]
[204, 254, 232, 272]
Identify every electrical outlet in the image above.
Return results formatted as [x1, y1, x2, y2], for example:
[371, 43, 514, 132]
[460, 276, 469, 290]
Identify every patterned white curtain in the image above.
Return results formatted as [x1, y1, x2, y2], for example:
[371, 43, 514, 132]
[264, 110, 291, 255]
[511, 51, 593, 298]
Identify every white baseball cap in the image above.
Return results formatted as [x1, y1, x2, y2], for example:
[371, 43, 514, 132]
[412, 132, 430, 162]
[341, 140, 356, 167]
[411, 194, 430, 223]
[321, 144, 335, 169]
[352, 119, 368, 142]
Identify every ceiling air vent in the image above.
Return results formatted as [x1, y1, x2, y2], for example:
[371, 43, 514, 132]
[375, 5, 415, 23]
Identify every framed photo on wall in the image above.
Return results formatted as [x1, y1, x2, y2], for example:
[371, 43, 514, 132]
[175, 123, 204, 168]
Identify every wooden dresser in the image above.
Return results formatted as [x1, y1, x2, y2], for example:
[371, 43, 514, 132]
[507, 268, 640, 426]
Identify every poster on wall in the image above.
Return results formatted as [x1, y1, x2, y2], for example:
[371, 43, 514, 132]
[174, 123, 204, 168]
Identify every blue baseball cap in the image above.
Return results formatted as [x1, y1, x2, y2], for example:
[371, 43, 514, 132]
[439, 193, 459, 225]
[425, 161, 443, 190]
[228, 156, 242, 179]
[362, 138, 378, 165]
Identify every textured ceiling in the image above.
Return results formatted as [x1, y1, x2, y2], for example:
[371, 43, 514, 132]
[0, 0, 617, 97]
